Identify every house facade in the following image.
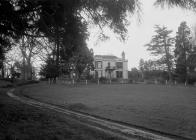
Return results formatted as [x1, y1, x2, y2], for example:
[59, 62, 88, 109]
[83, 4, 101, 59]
[91, 52, 128, 79]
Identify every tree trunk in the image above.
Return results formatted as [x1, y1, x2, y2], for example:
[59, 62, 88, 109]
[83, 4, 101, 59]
[22, 57, 27, 80]
[55, 26, 60, 77]
[21, 36, 26, 80]
[27, 58, 32, 80]
[1, 63, 5, 78]
[184, 44, 188, 84]
[164, 41, 172, 83]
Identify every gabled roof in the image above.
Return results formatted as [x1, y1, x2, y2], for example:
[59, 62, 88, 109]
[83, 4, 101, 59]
[94, 55, 119, 60]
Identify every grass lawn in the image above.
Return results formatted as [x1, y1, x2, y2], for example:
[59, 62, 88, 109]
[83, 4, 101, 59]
[0, 87, 125, 140]
[20, 83, 196, 140]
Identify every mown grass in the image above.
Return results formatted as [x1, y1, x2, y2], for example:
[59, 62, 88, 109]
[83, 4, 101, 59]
[0, 88, 124, 140]
[21, 83, 196, 140]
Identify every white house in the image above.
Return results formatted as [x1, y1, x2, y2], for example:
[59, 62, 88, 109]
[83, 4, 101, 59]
[91, 51, 128, 79]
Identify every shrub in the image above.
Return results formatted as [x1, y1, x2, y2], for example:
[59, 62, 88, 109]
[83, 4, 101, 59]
[99, 77, 107, 83]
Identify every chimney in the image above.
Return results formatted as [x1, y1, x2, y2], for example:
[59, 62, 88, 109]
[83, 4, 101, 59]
[122, 51, 125, 60]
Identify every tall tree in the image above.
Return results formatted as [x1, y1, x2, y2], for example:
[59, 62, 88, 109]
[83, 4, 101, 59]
[139, 58, 145, 79]
[63, 46, 94, 79]
[39, 56, 58, 80]
[0, 47, 5, 77]
[174, 21, 192, 82]
[145, 25, 174, 82]
[37, 0, 141, 74]
[1, 0, 141, 80]
[0, 0, 141, 70]
[154, 0, 196, 10]
[0, 42, 11, 78]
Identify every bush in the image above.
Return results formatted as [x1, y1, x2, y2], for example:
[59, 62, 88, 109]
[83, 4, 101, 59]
[99, 77, 107, 83]
[0, 78, 13, 82]
[187, 73, 196, 85]
[39, 77, 48, 81]
[111, 78, 118, 82]
[88, 79, 97, 83]
[0, 79, 13, 88]
[16, 80, 39, 86]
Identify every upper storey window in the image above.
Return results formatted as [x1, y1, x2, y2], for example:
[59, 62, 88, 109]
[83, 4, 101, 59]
[95, 61, 102, 69]
[116, 62, 123, 69]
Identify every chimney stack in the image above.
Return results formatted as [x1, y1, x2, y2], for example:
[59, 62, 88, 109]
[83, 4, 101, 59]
[122, 51, 125, 60]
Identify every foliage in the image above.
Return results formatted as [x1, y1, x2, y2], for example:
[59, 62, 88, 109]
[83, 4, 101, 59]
[0, 0, 140, 75]
[139, 59, 161, 71]
[154, 0, 196, 10]
[174, 21, 192, 82]
[0, 47, 4, 69]
[39, 57, 58, 78]
[128, 67, 141, 81]
[138, 59, 170, 82]
[145, 25, 174, 82]
[99, 77, 108, 83]
[61, 46, 94, 78]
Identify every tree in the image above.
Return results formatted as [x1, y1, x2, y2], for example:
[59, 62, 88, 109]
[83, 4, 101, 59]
[0, 47, 5, 77]
[154, 0, 196, 10]
[39, 56, 58, 80]
[37, 0, 141, 75]
[129, 67, 140, 81]
[1, 0, 141, 76]
[0, 41, 12, 78]
[191, 24, 196, 48]
[63, 46, 94, 79]
[145, 25, 174, 82]
[174, 21, 192, 83]
[139, 59, 145, 79]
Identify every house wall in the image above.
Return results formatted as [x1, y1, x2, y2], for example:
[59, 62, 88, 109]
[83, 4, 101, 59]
[123, 61, 128, 79]
[93, 56, 128, 79]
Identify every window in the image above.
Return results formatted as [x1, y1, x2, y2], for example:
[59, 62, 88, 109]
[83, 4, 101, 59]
[98, 71, 102, 77]
[95, 61, 102, 69]
[116, 62, 123, 69]
[116, 71, 123, 78]
[108, 62, 110, 67]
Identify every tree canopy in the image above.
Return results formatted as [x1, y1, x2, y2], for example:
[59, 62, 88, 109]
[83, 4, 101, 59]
[154, 0, 196, 10]
[0, 0, 141, 78]
[174, 21, 193, 82]
[0, 0, 140, 44]
[145, 25, 174, 82]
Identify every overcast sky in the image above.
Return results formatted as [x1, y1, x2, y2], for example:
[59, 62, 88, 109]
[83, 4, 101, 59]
[87, 0, 196, 70]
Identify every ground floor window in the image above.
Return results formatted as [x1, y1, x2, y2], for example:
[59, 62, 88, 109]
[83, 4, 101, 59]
[95, 70, 103, 78]
[116, 71, 122, 78]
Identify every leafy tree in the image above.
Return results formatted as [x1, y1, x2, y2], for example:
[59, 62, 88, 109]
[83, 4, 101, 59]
[19, 36, 40, 80]
[0, 47, 5, 77]
[139, 59, 145, 79]
[191, 24, 196, 48]
[38, 0, 141, 73]
[63, 46, 94, 79]
[0, 42, 11, 78]
[139, 59, 166, 81]
[145, 25, 174, 82]
[39, 56, 58, 79]
[154, 0, 196, 10]
[1, 0, 141, 75]
[129, 67, 141, 81]
[174, 21, 192, 83]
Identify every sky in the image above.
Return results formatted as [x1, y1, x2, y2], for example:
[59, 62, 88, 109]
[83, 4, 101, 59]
[87, 0, 196, 70]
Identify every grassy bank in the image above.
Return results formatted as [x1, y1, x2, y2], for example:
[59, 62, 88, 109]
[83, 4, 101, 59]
[0, 88, 123, 140]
